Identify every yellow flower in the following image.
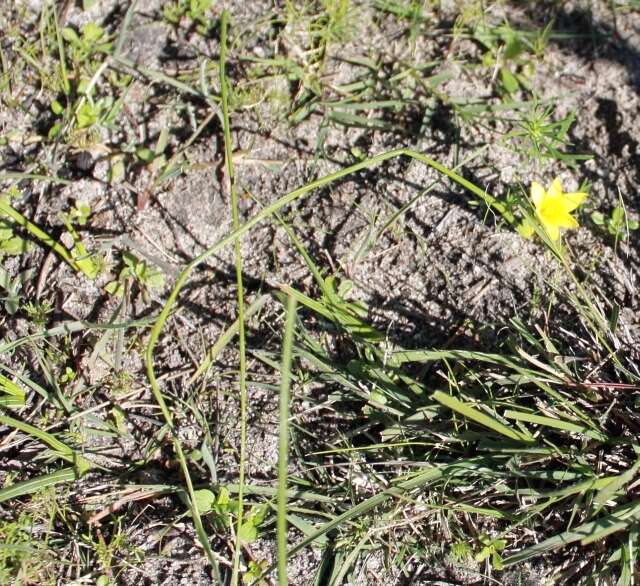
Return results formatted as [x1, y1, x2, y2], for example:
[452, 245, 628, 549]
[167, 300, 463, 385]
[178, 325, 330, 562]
[531, 178, 587, 241]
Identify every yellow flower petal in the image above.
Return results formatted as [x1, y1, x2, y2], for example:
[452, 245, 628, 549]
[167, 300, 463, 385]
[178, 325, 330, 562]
[538, 198, 567, 225]
[548, 178, 563, 198]
[528, 178, 586, 242]
[559, 191, 587, 213]
[531, 181, 546, 207]
[543, 222, 560, 241]
[553, 212, 579, 229]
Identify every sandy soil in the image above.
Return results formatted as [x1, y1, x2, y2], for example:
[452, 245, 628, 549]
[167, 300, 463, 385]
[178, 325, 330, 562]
[1, 0, 639, 583]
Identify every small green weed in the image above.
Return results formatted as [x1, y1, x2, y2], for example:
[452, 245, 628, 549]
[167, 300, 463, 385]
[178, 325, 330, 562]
[592, 205, 639, 242]
[105, 251, 165, 301]
[0, 509, 55, 585]
[163, 0, 215, 34]
[474, 533, 507, 571]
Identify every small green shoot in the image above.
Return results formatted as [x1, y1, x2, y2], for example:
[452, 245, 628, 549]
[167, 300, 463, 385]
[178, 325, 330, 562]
[60, 203, 104, 279]
[474, 533, 507, 570]
[163, 0, 215, 34]
[591, 205, 638, 242]
[105, 252, 165, 301]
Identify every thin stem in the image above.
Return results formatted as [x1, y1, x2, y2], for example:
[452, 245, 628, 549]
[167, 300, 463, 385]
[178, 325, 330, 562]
[0, 199, 81, 272]
[220, 12, 249, 586]
[277, 296, 297, 586]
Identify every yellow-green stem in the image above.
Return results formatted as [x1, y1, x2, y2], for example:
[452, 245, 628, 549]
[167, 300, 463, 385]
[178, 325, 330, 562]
[277, 296, 297, 585]
[219, 12, 249, 585]
[0, 199, 81, 272]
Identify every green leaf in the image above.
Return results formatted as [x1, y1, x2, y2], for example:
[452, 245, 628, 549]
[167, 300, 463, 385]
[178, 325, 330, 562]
[111, 406, 129, 436]
[517, 218, 535, 239]
[76, 256, 99, 278]
[238, 520, 258, 544]
[492, 551, 504, 570]
[612, 206, 624, 224]
[82, 22, 104, 43]
[71, 202, 91, 226]
[145, 270, 165, 289]
[432, 391, 535, 443]
[503, 37, 523, 60]
[500, 67, 519, 94]
[76, 102, 99, 129]
[0, 467, 80, 503]
[61, 27, 80, 44]
[482, 51, 496, 66]
[109, 155, 126, 184]
[48, 122, 63, 140]
[0, 236, 29, 255]
[72, 242, 100, 279]
[192, 489, 216, 514]
[238, 504, 267, 544]
[51, 99, 65, 115]
[136, 147, 155, 163]
[0, 224, 12, 240]
[475, 546, 492, 562]
[104, 280, 124, 297]
[493, 539, 507, 552]
[216, 486, 232, 507]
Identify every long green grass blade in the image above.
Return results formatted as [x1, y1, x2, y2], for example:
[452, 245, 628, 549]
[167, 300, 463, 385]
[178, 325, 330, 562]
[593, 456, 640, 513]
[0, 198, 81, 273]
[0, 374, 25, 407]
[277, 295, 297, 586]
[279, 284, 384, 341]
[0, 413, 91, 473]
[503, 500, 640, 566]
[219, 11, 248, 585]
[432, 391, 535, 443]
[503, 409, 606, 441]
[0, 467, 79, 503]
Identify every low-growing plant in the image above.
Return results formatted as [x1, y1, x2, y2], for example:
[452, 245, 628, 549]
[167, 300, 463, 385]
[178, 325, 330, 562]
[163, 0, 215, 34]
[592, 204, 639, 243]
[105, 251, 165, 301]
[60, 202, 106, 279]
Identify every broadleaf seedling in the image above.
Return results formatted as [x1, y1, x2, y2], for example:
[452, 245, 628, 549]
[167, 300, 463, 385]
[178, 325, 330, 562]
[105, 251, 165, 302]
[591, 205, 639, 242]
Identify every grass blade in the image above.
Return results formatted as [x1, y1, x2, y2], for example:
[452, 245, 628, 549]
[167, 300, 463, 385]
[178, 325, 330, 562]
[277, 295, 297, 585]
[0, 199, 81, 273]
[218, 12, 248, 585]
[0, 467, 80, 503]
[0, 374, 25, 407]
[503, 500, 640, 566]
[432, 391, 535, 443]
[503, 409, 606, 442]
[0, 413, 92, 473]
